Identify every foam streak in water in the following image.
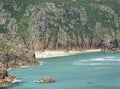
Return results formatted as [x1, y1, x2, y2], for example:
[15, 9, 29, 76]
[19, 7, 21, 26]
[72, 56, 120, 66]
[12, 78, 22, 83]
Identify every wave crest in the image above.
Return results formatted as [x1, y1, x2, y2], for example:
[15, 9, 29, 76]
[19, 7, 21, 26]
[72, 56, 120, 66]
[12, 78, 22, 83]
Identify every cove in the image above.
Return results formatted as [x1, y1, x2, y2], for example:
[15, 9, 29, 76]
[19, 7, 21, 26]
[5, 51, 120, 89]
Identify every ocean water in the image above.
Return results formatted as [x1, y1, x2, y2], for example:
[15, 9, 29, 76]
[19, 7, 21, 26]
[5, 51, 120, 89]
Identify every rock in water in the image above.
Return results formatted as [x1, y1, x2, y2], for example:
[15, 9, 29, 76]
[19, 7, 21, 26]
[37, 77, 55, 83]
[0, 62, 15, 87]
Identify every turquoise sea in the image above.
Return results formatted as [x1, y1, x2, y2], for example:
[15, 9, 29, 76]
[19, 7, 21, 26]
[5, 51, 120, 89]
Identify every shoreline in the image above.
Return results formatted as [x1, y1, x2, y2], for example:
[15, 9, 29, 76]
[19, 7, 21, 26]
[35, 49, 101, 59]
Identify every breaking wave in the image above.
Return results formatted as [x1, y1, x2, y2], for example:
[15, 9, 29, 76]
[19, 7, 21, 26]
[72, 56, 120, 66]
[12, 78, 22, 83]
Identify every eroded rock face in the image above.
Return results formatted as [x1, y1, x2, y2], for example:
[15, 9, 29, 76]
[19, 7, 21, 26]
[0, 51, 38, 68]
[0, 62, 8, 79]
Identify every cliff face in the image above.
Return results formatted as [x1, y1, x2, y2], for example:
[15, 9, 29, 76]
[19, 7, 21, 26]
[0, 0, 120, 51]
[0, 51, 38, 68]
[0, 0, 119, 87]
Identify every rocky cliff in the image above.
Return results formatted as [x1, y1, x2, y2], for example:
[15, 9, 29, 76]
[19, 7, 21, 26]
[0, 0, 120, 87]
[0, 51, 38, 68]
[0, 51, 38, 87]
[0, 0, 120, 52]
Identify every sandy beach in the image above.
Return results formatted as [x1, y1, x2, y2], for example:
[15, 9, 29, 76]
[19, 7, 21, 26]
[35, 49, 101, 59]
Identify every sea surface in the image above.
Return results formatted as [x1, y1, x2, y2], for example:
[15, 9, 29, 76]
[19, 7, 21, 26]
[5, 51, 120, 89]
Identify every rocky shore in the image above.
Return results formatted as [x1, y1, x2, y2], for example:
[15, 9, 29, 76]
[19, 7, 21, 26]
[0, 62, 15, 87]
[0, 51, 39, 87]
[0, 51, 39, 68]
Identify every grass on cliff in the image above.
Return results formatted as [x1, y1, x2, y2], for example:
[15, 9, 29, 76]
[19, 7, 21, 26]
[0, 25, 9, 34]
[1, 0, 120, 48]
[0, 39, 23, 52]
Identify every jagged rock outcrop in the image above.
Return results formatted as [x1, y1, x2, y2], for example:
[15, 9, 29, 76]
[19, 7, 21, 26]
[0, 62, 15, 87]
[0, 62, 8, 79]
[0, 51, 38, 68]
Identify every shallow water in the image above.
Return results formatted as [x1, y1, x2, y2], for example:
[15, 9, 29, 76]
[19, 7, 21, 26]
[6, 51, 120, 89]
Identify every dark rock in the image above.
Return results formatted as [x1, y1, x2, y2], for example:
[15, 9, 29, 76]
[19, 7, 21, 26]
[0, 51, 39, 68]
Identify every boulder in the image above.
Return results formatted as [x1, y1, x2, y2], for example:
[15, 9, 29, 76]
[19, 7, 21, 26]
[37, 77, 55, 83]
[0, 74, 15, 87]
[0, 62, 15, 87]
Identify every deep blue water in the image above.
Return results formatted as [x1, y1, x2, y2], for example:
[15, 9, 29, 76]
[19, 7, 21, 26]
[5, 52, 120, 89]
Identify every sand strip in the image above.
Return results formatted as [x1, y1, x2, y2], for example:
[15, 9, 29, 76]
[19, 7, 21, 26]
[35, 49, 101, 59]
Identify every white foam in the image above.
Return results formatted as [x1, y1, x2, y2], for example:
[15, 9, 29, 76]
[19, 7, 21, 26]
[34, 80, 43, 83]
[80, 60, 89, 62]
[21, 66, 29, 69]
[7, 68, 12, 71]
[90, 58, 106, 61]
[73, 62, 101, 66]
[12, 78, 22, 83]
[105, 56, 120, 61]
[72, 56, 120, 66]
[106, 56, 116, 59]
[39, 61, 44, 66]
[89, 63, 101, 66]
[90, 57, 120, 62]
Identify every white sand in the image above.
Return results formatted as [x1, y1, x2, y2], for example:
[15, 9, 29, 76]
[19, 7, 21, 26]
[35, 49, 101, 59]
